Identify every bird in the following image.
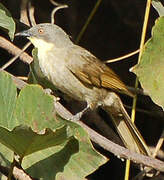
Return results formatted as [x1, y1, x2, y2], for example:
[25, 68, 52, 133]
[16, 23, 150, 155]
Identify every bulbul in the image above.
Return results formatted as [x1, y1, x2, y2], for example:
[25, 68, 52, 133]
[16, 23, 150, 155]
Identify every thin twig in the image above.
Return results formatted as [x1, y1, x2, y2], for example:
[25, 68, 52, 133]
[75, 0, 102, 43]
[106, 49, 140, 64]
[27, 1, 36, 26]
[0, 36, 33, 64]
[0, 42, 32, 70]
[49, 0, 68, 24]
[149, 146, 164, 160]
[125, 105, 164, 119]
[152, 130, 164, 158]
[20, 0, 30, 26]
[49, 0, 61, 6]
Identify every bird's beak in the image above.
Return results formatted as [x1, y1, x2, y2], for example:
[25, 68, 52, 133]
[15, 29, 32, 37]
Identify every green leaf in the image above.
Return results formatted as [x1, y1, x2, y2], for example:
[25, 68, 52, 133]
[14, 84, 56, 129]
[0, 71, 17, 173]
[0, 3, 15, 40]
[132, 16, 164, 109]
[0, 72, 72, 159]
[23, 123, 107, 180]
[0, 144, 13, 169]
[0, 71, 108, 180]
[0, 71, 17, 129]
[0, 125, 73, 158]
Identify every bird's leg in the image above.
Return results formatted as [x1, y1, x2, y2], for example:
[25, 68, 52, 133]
[70, 104, 90, 121]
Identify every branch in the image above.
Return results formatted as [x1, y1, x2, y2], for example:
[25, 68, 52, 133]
[0, 36, 33, 64]
[1, 41, 32, 70]
[13, 167, 33, 180]
[53, 98, 164, 172]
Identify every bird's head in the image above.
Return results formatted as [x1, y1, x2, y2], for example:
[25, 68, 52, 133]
[16, 23, 73, 49]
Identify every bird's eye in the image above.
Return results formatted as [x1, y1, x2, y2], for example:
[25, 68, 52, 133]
[38, 28, 44, 34]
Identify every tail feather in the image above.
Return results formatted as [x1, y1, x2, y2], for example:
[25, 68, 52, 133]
[102, 92, 151, 155]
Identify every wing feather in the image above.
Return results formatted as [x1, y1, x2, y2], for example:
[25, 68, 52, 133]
[66, 45, 132, 96]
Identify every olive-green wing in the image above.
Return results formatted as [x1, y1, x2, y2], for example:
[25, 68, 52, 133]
[66, 45, 132, 96]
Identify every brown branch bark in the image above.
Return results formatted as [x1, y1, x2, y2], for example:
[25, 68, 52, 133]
[0, 36, 33, 64]
[13, 167, 33, 180]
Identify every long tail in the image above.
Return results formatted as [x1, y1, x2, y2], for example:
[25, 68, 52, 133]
[102, 92, 151, 156]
